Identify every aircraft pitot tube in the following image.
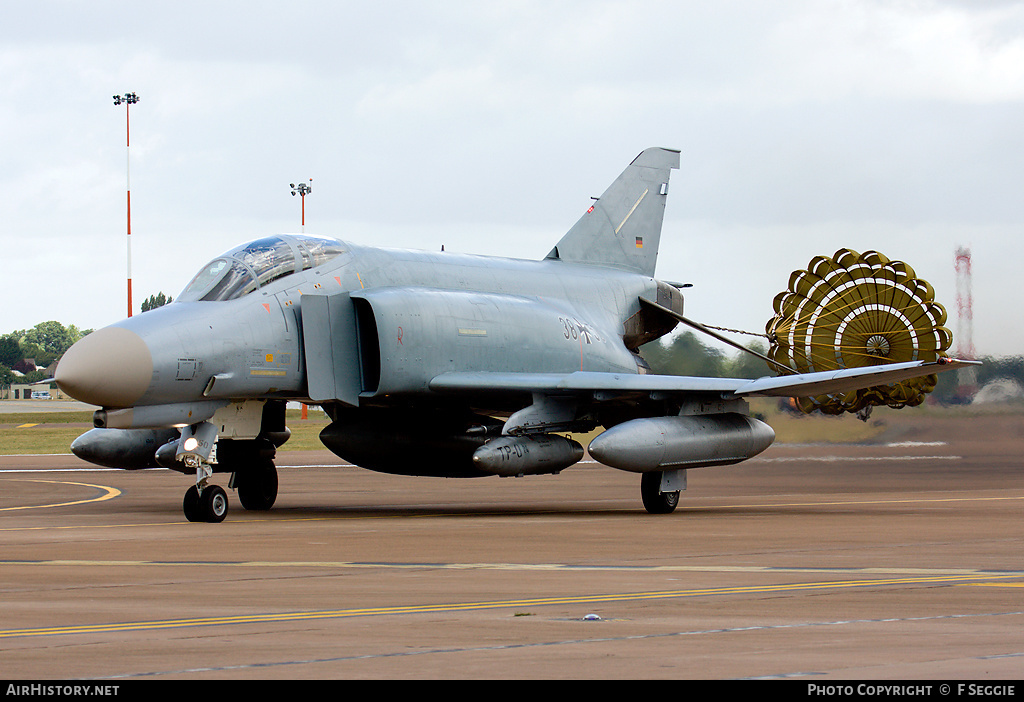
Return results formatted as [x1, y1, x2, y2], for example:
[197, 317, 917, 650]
[765, 248, 953, 415]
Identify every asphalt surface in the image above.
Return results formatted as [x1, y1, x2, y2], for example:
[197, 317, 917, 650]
[1, 409, 1022, 680]
[0, 399, 96, 413]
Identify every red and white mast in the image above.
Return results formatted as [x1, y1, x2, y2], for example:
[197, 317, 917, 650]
[113, 93, 139, 317]
[954, 246, 978, 400]
[954, 246, 975, 360]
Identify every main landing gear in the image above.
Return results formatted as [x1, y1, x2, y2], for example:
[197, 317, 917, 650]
[232, 457, 279, 511]
[640, 470, 684, 514]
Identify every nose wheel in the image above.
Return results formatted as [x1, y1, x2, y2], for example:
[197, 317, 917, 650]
[183, 484, 229, 523]
[177, 421, 228, 522]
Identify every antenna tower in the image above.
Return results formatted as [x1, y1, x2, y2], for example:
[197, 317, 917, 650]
[954, 246, 975, 359]
[954, 246, 978, 399]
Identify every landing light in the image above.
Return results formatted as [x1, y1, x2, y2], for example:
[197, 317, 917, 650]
[183, 437, 199, 452]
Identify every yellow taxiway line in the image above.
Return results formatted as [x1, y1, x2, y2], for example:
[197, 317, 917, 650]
[1, 571, 1021, 639]
[0, 479, 121, 512]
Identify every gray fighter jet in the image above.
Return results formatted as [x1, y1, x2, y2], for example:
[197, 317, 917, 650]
[56, 148, 972, 522]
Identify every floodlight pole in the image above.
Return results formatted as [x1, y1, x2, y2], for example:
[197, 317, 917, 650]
[113, 92, 139, 317]
[289, 179, 313, 418]
[290, 179, 312, 233]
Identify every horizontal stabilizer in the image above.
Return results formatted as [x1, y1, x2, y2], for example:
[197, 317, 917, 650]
[731, 358, 979, 398]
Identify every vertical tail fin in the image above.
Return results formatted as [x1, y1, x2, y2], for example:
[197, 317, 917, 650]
[546, 147, 679, 277]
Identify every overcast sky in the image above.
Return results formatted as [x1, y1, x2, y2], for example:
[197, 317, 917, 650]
[2, 1, 1022, 357]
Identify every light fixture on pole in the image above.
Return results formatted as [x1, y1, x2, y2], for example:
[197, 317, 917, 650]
[290, 179, 312, 232]
[113, 92, 139, 317]
[290, 178, 313, 419]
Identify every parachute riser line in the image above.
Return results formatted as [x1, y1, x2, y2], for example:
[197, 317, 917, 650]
[638, 297, 798, 376]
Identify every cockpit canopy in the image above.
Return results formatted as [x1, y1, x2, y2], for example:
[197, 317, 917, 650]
[178, 235, 347, 302]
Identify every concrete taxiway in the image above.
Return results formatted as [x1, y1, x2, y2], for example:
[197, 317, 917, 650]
[0, 409, 1022, 679]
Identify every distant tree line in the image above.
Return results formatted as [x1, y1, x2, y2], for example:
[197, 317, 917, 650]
[639, 331, 773, 379]
[141, 292, 173, 312]
[930, 354, 1024, 403]
[0, 321, 91, 386]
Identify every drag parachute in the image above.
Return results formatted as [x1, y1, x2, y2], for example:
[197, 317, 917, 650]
[766, 249, 952, 415]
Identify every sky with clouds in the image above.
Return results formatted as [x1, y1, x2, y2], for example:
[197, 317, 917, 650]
[2, 0, 1022, 357]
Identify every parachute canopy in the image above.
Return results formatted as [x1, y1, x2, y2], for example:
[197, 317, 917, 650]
[766, 249, 952, 415]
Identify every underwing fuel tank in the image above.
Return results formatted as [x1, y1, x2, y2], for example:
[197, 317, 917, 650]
[588, 413, 775, 473]
[472, 435, 584, 477]
[70, 427, 181, 470]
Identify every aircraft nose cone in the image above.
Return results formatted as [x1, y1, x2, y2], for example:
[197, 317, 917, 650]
[55, 327, 153, 407]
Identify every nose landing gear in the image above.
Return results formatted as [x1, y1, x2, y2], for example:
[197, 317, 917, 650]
[175, 415, 284, 522]
[183, 483, 228, 523]
[177, 421, 230, 523]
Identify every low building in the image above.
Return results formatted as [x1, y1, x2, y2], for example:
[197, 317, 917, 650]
[3, 383, 65, 400]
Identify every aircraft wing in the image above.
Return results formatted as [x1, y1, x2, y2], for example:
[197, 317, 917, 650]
[429, 371, 747, 395]
[429, 358, 978, 400]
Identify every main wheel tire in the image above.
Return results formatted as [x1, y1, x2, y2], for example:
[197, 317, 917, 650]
[237, 459, 278, 511]
[641, 472, 680, 514]
[200, 485, 228, 523]
[183, 486, 201, 522]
